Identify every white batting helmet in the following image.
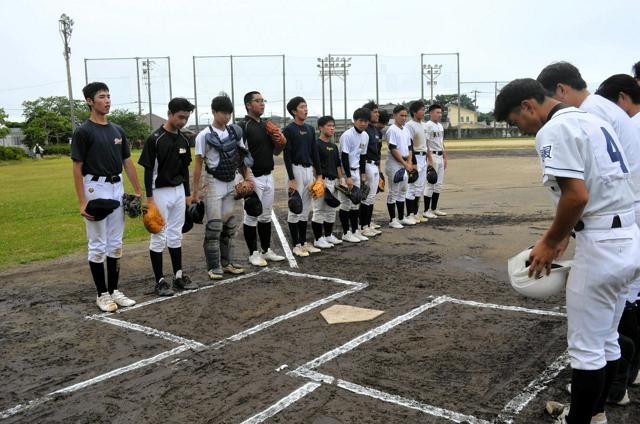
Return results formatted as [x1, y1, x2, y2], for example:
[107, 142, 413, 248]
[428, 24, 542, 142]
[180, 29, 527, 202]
[507, 248, 572, 299]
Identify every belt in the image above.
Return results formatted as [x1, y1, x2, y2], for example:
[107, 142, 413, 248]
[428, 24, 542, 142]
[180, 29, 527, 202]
[366, 160, 380, 165]
[253, 170, 271, 177]
[433, 151, 444, 156]
[416, 151, 428, 156]
[324, 177, 336, 181]
[90, 174, 121, 183]
[350, 167, 359, 171]
[574, 212, 635, 232]
[293, 162, 311, 168]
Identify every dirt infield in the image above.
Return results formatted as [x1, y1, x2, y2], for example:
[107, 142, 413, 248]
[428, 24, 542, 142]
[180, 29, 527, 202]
[1, 148, 638, 423]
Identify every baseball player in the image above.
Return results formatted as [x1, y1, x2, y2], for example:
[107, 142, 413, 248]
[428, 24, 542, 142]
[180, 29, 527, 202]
[71, 82, 142, 312]
[423, 104, 447, 219]
[495, 78, 640, 424]
[406, 100, 433, 224]
[283, 96, 324, 257]
[192, 95, 252, 280]
[338, 108, 371, 243]
[238, 91, 285, 267]
[138, 98, 197, 297]
[311, 116, 343, 248]
[385, 105, 415, 229]
[596, 74, 640, 123]
[359, 100, 383, 237]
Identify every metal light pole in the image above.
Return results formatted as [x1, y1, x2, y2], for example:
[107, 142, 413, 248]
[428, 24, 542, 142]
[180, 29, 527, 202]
[142, 59, 154, 128]
[422, 64, 442, 103]
[59, 14, 76, 129]
[317, 57, 326, 116]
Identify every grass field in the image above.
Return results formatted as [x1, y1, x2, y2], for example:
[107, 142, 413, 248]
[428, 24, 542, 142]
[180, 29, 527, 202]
[0, 152, 149, 270]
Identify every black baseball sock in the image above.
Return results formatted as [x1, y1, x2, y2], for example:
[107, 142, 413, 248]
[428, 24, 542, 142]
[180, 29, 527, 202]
[396, 201, 405, 220]
[257, 221, 271, 252]
[168, 247, 182, 277]
[424, 196, 431, 213]
[567, 367, 605, 423]
[149, 250, 163, 283]
[367, 204, 374, 227]
[106, 256, 120, 294]
[405, 199, 413, 216]
[243, 224, 258, 254]
[359, 204, 368, 229]
[339, 210, 350, 234]
[594, 360, 620, 413]
[387, 203, 395, 221]
[348, 210, 359, 233]
[431, 192, 440, 210]
[323, 222, 334, 237]
[311, 221, 324, 241]
[89, 261, 107, 295]
[297, 221, 308, 244]
[288, 221, 299, 246]
[414, 197, 420, 215]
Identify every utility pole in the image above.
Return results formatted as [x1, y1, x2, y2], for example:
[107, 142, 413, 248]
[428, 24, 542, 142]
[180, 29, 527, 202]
[59, 14, 76, 130]
[142, 59, 154, 129]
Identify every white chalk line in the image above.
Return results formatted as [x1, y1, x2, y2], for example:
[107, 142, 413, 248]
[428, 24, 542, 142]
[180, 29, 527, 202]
[271, 210, 297, 268]
[0, 345, 189, 420]
[274, 269, 365, 287]
[88, 316, 205, 350]
[239, 382, 321, 424]
[87, 268, 269, 319]
[495, 351, 570, 423]
[443, 296, 567, 318]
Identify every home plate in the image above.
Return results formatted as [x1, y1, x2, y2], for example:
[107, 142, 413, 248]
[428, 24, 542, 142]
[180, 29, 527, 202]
[320, 305, 385, 324]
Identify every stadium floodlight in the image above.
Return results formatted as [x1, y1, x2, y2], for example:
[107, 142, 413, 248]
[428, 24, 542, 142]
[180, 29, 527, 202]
[59, 13, 76, 129]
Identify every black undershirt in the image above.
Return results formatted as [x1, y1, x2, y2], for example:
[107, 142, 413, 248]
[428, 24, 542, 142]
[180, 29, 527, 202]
[240, 116, 276, 176]
[139, 126, 191, 197]
[316, 139, 341, 180]
[282, 122, 321, 180]
[71, 120, 131, 176]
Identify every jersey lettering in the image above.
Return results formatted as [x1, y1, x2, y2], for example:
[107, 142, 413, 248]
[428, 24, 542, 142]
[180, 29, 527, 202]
[601, 127, 628, 173]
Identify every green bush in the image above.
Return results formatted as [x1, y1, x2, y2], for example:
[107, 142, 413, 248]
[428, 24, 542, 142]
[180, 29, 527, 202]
[0, 146, 28, 161]
[42, 144, 72, 156]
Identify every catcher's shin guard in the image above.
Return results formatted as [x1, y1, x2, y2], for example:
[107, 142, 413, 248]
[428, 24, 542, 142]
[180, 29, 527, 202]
[220, 216, 238, 267]
[204, 219, 223, 270]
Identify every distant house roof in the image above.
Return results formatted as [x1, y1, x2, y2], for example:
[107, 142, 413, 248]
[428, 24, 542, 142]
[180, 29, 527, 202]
[139, 113, 166, 130]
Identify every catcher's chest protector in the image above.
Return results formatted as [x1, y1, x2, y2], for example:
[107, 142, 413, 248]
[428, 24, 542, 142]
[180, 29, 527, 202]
[205, 124, 243, 182]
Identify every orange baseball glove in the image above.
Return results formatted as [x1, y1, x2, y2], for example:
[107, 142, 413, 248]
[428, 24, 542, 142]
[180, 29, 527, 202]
[142, 202, 165, 234]
[234, 179, 255, 199]
[265, 120, 286, 149]
[309, 179, 325, 199]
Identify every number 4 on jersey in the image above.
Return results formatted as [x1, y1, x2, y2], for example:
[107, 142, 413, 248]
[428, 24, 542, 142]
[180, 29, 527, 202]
[602, 127, 628, 173]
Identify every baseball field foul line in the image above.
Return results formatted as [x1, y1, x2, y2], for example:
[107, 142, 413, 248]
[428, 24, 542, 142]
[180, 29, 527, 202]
[444, 296, 567, 318]
[238, 382, 322, 424]
[271, 210, 297, 268]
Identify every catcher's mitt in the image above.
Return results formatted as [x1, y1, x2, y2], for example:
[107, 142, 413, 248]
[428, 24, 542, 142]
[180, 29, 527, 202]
[408, 169, 419, 184]
[309, 179, 325, 199]
[142, 202, 165, 234]
[378, 174, 385, 193]
[234, 179, 255, 200]
[122, 193, 142, 218]
[426, 165, 438, 184]
[265, 120, 286, 149]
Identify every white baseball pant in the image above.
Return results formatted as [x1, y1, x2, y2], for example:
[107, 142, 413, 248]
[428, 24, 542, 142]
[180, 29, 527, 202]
[312, 178, 337, 223]
[287, 165, 313, 223]
[149, 185, 186, 253]
[407, 153, 427, 200]
[385, 160, 408, 204]
[628, 200, 640, 302]
[205, 174, 240, 222]
[362, 162, 379, 206]
[339, 171, 361, 211]
[425, 154, 445, 196]
[83, 175, 125, 263]
[243, 173, 274, 226]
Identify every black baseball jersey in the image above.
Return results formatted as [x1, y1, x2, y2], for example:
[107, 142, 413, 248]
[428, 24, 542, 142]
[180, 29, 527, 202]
[282, 122, 321, 180]
[316, 139, 341, 180]
[364, 123, 382, 162]
[239, 116, 275, 176]
[139, 126, 192, 197]
[71, 119, 131, 176]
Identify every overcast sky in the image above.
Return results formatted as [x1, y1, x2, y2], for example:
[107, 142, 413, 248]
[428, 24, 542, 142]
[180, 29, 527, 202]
[1, 0, 638, 123]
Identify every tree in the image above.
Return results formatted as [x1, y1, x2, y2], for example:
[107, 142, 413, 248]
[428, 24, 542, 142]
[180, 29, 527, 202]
[477, 111, 494, 125]
[22, 96, 89, 123]
[433, 94, 476, 111]
[23, 109, 72, 147]
[0, 108, 10, 138]
[109, 109, 151, 148]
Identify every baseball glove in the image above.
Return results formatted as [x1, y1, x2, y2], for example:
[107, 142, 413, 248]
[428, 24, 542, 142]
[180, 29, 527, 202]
[309, 179, 325, 199]
[335, 184, 351, 197]
[122, 193, 142, 218]
[360, 182, 370, 200]
[234, 179, 255, 200]
[142, 202, 165, 234]
[265, 120, 286, 149]
[378, 174, 385, 193]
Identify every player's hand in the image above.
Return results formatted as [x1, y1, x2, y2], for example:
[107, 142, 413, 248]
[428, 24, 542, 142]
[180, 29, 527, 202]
[185, 196, 193, 205]
[288, 179, 297, 192]
[528, 237, 557, 278]
[444, 158, 448, 169]
[554, 235, 571, 260]
[346, 177, 353, 189]
[80, 201, 95, 221]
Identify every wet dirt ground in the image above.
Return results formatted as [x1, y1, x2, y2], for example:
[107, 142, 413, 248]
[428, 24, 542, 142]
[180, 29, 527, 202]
[1, 148, 638, 423]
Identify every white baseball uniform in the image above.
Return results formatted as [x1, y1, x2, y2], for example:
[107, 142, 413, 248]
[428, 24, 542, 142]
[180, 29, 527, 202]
[339, 127, 368, 211]
[405, 119, 428, 201]
[385, 124, 411, 203]
[424, 120, 445, 196]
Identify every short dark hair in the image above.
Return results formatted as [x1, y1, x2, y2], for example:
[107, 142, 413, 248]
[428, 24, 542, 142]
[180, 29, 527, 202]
[352, 107, 371, 121]
[596, 74, 640, 104]
[318, 115, 335, 128]
[244, 91, 260, 105]
[536, 61, 587, 95]
[211, 95, 234, 113]
[378, 110, 391, 125]
[168, 97, 195, 114]
[494, 78, 547, 122]
[428, 103, 443, 113]
[392, 105, 407, 115]
[286, 96, 306, 116]
[633, 61, 640, 80]
[82, 82, 109, 101]
[362, 100, 378, 111]
[409, 100, 425, 117]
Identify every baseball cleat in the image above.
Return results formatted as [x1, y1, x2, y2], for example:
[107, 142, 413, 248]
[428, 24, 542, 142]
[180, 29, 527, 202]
[412, 214, 422, 223]
[110, 290, 136, 307]
[354, 230, 369, 241]
[223, 264, 245, 275]
[249, 251, 268, 266]
[632, 371, 640, 386]
[326, 234, 342, 244]
[342, 232, 360, 243]
[303, 242, 321, 253]
[433, 209, 447, 216]
[261, 248, 285, 262]
[424, 210, 438, 219]
[361, 226, 378, 237]
[293, 244, 310, 257]
[154, 278, 175, 297]
[207, 268, 224, 280]
[389, 218, 404, 229]
[400, 217, 416, 226]
[314, 237, 334, 249]
[174, 274, 199, 290]
[370, 222, 381, 229]
[96, 292, 118, 312]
